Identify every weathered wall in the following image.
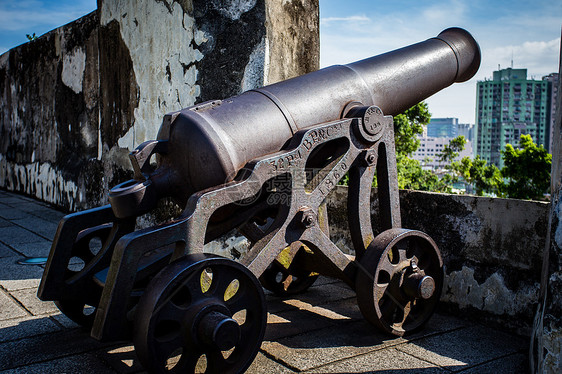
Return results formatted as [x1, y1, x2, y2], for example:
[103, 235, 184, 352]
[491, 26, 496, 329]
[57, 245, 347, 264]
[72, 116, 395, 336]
[0, 0, 320, 211]
[531, 33, 562, 374]
[0, 12, 100, 211]
[325, 187, 549, 335]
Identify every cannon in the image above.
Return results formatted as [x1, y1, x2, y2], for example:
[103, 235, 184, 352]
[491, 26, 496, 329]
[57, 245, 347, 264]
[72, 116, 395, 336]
[38, 28, 480, 373]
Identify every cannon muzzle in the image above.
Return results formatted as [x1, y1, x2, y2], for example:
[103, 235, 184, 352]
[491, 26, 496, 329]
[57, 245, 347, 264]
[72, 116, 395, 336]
[109, 27, 480, 218]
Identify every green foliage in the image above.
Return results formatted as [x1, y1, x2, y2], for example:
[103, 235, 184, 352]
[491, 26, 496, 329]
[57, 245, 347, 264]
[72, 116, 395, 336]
[26, 33, 38, 41]
[340, 103, 551, 201]
[450, 155, 503, 196]
[438, 135, 466, 164]
[396, 155, 451, 192]
[501, 134, 551, 200]
[394, 102, 431, 157]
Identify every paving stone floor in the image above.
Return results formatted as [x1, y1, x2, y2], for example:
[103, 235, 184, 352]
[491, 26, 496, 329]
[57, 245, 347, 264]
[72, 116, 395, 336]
[0, 190, 530, 373]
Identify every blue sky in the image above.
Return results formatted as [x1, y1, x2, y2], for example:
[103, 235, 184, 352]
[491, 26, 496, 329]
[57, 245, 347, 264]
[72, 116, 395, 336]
[1, 0, 560, 124]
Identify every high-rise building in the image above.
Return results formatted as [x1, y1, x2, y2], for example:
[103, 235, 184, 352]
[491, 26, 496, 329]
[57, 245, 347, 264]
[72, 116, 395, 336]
[427, 117, 458, 138]
[475, 68, 555, 168]
[457, 123, 475, 145]
[544, 73, 559, 153]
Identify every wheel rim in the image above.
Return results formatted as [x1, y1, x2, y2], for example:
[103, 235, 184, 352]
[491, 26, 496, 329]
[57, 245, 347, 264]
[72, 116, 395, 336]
[260, 244, 318, 296]
[55, 224, 113, 327]
[356, 229, 443, 336]
[134, 254, 267, 374]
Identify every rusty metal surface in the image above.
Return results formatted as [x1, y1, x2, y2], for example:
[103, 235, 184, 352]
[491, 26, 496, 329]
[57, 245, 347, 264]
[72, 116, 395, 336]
[38, 28, 480, 373]
[133, 254, 266, 373]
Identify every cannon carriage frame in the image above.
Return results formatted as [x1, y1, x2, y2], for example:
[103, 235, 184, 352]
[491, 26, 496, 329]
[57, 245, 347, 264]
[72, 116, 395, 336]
[38, 28, 479, 373]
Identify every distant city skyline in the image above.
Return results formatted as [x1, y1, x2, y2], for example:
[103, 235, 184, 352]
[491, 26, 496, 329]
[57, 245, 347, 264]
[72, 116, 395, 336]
[320, 0, 561, 124]
[1, 0, 560, 125]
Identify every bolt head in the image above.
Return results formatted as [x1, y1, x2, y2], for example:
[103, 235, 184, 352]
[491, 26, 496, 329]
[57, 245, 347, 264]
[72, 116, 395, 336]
[363, 152, 377, 166]
[299, 209, 316, 228]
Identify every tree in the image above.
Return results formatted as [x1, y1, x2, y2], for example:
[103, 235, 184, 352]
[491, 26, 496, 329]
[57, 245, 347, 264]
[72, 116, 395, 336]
[501, 134, 551, 200]
[438, 136, 466, 164]
[394, 102, 431, 157]
[392, 102, 447, 191]
[450, 155, 503, 196]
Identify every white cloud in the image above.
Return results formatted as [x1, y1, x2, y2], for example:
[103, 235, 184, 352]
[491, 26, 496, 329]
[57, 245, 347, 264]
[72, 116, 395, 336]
[320, 15, 370, 25]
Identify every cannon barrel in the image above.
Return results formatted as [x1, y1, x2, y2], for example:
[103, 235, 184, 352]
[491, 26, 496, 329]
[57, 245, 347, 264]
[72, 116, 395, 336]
[109, 27, 480, 218]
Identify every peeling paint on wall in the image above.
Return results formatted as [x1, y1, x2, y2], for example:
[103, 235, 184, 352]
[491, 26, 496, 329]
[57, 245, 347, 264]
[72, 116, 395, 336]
[61, 47, 86, 94]
[442, 266, 540, 316]
[210, 0, 258, 20]
[100, 0, 203, 150]
[0, 155, 78, 210]
[242, 36, 268, 91]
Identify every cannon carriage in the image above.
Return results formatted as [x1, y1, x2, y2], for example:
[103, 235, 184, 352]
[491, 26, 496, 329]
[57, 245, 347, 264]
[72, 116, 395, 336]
[38, 28, 480, 373]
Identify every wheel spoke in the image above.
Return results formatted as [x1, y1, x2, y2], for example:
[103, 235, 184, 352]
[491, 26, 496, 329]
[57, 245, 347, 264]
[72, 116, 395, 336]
[134, 255, 266, 374]
[154, 335, 186, 369]
[398, 248, 408, 263]
[154, 299, 185, 322]
[356, 229, 443, 335]
[205, 349, 229, 373]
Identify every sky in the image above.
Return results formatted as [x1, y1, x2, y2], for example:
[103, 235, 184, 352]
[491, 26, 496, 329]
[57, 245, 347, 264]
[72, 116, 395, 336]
[0, 0, 560, 124]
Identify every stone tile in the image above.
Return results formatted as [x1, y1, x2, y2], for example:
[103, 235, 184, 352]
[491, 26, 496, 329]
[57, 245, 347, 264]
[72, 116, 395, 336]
[0, 257, 45, 291]
[396, 325, 527, 372]
[99, 344, 144, 374]
[261, 319, 405, 372]
[0, 351, 117, 373]
[246, 352, 295, 373]
[0, 197, 26, 206]
[266, 297, 299, 314]
[10, 288, 59, 316]
[459, 352, 528, 373]
[405, 312, 469, 341]
[296, 282, 356, 306]
[28, 208, 65, 223]
[49, 312, 80, 330]
[0, 208, 32, 221]
[305, 347, 446, 373]
[9, 240, 52, 258]
[265, 308, 337, 341]
[0, 315, 61, 343]
[0, 226, 45, 246]
[10, 217, 58, 240]
[313, 276, 340, 286]
[0, 243, 18, 259]
[0, 328, 113, 370]
[0, 291, 28, 321]
[283, 296, 363, 321]
[0, 218, 13, 228]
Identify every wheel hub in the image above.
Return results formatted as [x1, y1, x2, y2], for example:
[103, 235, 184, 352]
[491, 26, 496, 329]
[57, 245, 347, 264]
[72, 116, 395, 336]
[197, 310, 241, 351]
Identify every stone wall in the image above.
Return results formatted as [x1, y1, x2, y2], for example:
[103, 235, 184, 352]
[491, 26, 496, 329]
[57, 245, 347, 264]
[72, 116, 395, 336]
[0, 0, 320, 211]
[531, 33, 562, 374]
[325, 187, 549, 336]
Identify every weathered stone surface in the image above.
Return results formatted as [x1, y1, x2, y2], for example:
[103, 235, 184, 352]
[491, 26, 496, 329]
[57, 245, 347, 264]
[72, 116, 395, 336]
[531, 35, 562, 374]
[261, 320, 405, 372]
[0, 257, 44, 291]
[0, 291, 28, 320]
[305, 347, 445, 373]
[0, 315, 61, 343]
[9, 288, 59, 316]
[0, 12, 99, 211]
[0, 0, 319, 213]
[0, 329, 113, 370]
[265, 0, 319, 84]
[326, 186, 548, 332]
[396, 325, 527, 371]
[459, 352, 528, 373]
[0, 351, 118, 373]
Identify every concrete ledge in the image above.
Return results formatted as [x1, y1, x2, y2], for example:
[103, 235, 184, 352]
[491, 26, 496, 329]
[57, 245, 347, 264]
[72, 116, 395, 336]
[326, 186, 549, 335]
